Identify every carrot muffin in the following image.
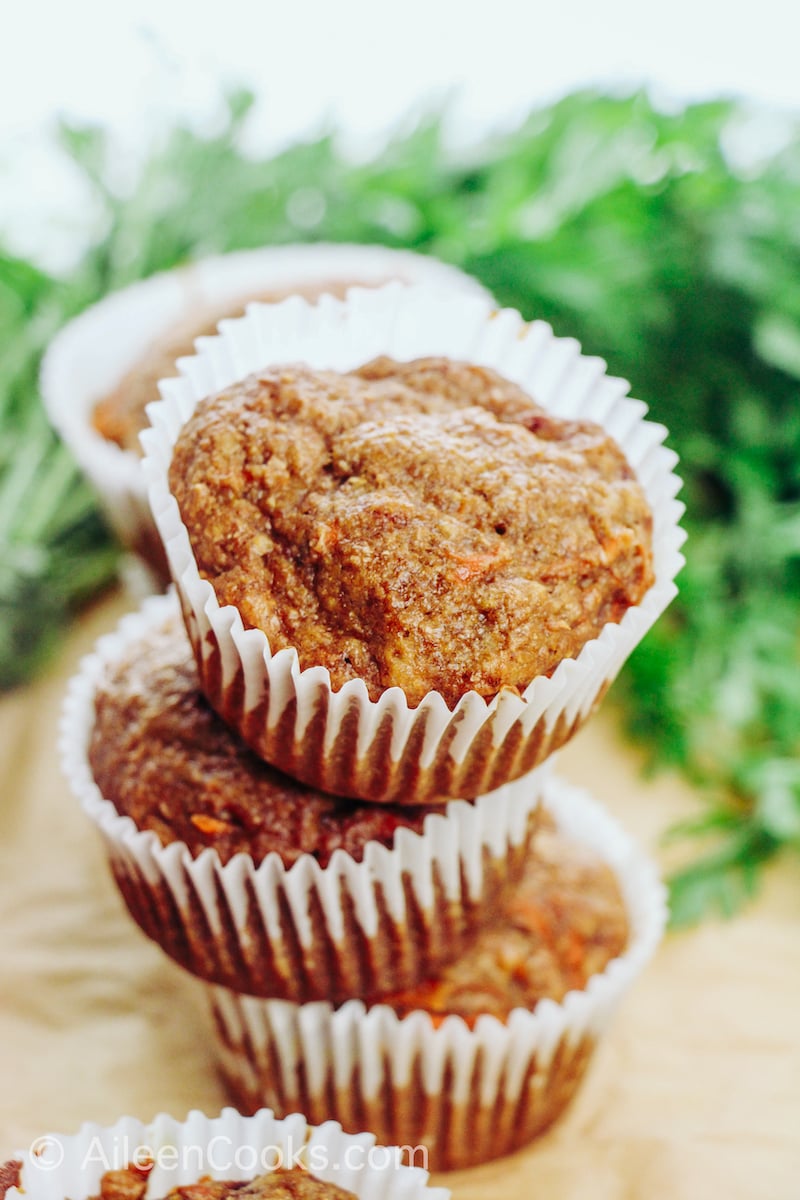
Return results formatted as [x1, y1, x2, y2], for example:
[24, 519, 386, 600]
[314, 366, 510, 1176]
[2, 1110, 448, 1200]
[75, 595, 539, 1001]
[375, 820, 629, 1022]
[86, 1167, 355, 1200]
[93, 280, 355, 456]
[87, 609, 439, 867]
[169, 356, 654, 708]
[207, 801, 645, 1170]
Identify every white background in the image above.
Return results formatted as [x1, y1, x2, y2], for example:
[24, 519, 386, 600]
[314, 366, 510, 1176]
[2, 0, 798, 266]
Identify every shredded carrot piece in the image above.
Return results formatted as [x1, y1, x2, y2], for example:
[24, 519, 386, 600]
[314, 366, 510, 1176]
[314, 521, 339, 554]
[190, 813, 234, 837]
[445, 545, 508, 581]
[507, 897, 550, 936]
[563, 929, 586, 972]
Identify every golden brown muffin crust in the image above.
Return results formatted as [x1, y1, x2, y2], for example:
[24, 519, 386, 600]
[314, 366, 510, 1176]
[170, 356, 654, 706]
[88, 611, 438, 866]
[89, 1168, 355, 1200]
[162, 1172, 356, 1200]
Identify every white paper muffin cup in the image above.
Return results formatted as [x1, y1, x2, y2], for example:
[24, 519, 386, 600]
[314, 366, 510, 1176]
[205, 778, 667, 1171]
[142, 283, 686, 805]
[40, 244, 490, 581]
[60, 591, 544, 1003]
[6, 1108, 449, 1200]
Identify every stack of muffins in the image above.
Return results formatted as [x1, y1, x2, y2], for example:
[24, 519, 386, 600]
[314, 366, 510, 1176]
[62, 281, 685, 1171]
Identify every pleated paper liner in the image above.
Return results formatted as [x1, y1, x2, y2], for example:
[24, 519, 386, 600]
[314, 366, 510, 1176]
[205, 778, 667, 1172]
[6, 1108, 448, 1200]
[61, 591, 544, 1003]
[40, 244, 489, 584]
[142, 284, 686, 805]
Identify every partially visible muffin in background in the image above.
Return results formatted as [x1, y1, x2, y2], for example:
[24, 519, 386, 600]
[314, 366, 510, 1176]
[92, 279, 357, 455]
[41, 243, 489, 583]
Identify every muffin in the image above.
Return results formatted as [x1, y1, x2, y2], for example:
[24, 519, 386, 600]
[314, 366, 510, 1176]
[144, 285, 685, 803]
[62, 592, 543, 1002]
[92, 281, 358, 457]
[3, 1110, 447, 1200]
[87, 604, 443, 867]
[207, 779, 667, 1171]
[169, 357, 654, 708]
[374, 820, 629, 1023]
[85, 1166, 358, 1200]
[41, 244, 489, 581]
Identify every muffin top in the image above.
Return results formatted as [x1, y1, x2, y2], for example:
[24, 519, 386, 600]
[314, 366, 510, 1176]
[87, 1166, 355, 1200]
[374, 822, 629, 1024]
[169, 356, 654, 707]
[93, 279, 356, 455]
[88, 608, 437, 866]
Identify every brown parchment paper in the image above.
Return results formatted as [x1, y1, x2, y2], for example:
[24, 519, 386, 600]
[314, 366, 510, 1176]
[1, 590, 799, 1200]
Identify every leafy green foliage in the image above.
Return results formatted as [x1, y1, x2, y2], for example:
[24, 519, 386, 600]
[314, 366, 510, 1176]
[1, 88, 798, 918]
[0, 253, 118, 687]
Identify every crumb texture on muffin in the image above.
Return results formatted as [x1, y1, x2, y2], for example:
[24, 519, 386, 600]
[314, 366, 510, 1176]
[170, 357, 655, 706]
[375, 822, 629, 1023]
[88, 611, 437, 866]
[88, 1167, 355, 1200]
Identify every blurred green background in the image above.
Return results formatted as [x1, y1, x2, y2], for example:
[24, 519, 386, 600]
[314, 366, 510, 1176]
[1, 89, 799, 923]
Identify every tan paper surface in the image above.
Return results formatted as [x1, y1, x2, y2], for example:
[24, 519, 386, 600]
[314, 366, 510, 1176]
[1, 591, 799, 1199]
